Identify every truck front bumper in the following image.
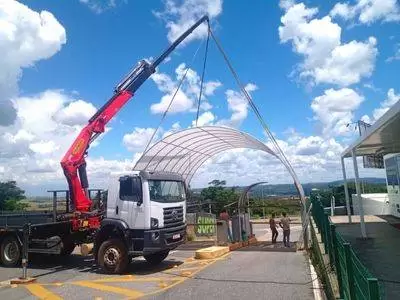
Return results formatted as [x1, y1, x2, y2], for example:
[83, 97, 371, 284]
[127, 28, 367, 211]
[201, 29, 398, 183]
[143, 224, 186, 255]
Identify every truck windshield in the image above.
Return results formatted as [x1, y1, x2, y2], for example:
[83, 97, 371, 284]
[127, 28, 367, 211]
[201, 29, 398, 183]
[148, 180, 185, 203]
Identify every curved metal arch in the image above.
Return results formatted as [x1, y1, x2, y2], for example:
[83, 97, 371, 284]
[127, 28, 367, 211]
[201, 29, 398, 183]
[238, 181, 269, 209]
[133, 126, 304, 201]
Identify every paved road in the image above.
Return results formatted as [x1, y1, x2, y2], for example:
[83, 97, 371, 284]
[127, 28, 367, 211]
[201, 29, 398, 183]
[0, 248, 213, 299]
[0, 224, 316, 299]
[146, 250, 314, 300]
[145, 224, 314, 300]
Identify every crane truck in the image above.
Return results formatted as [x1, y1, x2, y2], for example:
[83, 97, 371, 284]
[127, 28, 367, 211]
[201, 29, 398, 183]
[0, 16, 209, 274]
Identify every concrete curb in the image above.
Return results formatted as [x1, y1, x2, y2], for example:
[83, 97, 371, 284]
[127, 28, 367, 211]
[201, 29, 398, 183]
[195, 237, 259, 259]
[195, 246, 230, 259]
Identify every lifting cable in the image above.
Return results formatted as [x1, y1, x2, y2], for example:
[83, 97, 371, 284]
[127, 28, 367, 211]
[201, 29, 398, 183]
[208, 29, 303, 198]
[143, 38, 206, 153]
[195, 26, 210, 127]
[142, 23, 302, 201]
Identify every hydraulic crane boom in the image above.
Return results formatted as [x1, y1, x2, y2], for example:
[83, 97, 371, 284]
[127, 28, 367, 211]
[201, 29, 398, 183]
[61, 16, 209, 213]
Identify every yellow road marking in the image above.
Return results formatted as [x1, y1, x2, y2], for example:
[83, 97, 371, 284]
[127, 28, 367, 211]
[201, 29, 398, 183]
[141, 252, 231, 299]
[164, 266, 201, 273]
[25, 284, 62, 300]
[73, 281, 144, 298]
[22, 253, 230, 300]
[93, 277, 175, 283]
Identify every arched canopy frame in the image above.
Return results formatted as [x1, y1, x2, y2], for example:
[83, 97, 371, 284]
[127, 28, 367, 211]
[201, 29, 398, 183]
[134, 126, 305, 201]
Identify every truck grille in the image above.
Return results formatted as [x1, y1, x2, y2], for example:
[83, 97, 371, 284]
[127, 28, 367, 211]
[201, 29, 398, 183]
[163, 206, 184, 228]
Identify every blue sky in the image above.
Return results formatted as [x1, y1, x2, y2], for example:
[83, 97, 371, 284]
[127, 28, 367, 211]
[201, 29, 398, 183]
[1, 0, 399, 195]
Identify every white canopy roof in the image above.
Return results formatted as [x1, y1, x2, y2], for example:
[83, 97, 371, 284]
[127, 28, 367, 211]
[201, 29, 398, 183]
[134, 126, 278, 183]
[342, 100, 400, 158]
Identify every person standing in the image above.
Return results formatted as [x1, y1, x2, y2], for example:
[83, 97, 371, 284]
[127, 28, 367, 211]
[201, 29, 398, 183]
[219, 209, 232, 242]
[269, 213, 278, 243]
[279, 212, 291, 247]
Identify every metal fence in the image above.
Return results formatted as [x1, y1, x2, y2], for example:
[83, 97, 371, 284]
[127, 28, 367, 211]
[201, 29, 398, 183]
[311, 199, 382, 300]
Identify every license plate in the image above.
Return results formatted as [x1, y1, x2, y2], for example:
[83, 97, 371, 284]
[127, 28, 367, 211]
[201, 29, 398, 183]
[172, 234, 180, 240]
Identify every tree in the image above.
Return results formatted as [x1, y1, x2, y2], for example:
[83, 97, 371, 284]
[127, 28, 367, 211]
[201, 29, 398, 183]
[208, 179, 226, 187]
[0, 181, 27, 211]
[200, 180, 238, 214]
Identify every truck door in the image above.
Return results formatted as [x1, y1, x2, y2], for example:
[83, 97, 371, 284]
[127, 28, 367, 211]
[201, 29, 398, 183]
[118, 176, 145, 228]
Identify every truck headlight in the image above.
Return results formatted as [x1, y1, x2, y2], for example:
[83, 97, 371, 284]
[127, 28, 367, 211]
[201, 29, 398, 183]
[151, 217, 159, 229]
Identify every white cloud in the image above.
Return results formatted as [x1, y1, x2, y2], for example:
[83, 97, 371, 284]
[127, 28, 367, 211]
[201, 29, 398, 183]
[217, 83, 257, 127]
[123, 127, 157, 152]
[55, 99, 97, 126]
[192, 111, 215, 127]
[279, 2, 378, 86]
[151, 89, 193, 114]
[0, 90, 108, 187]
[386, 44, 400, 62]
[0, 0, 66, 126]
[191, 134, 373, 188]
[151, 63, 221, 114]
[154, 0, 223, 44]
[362, 88, 400, 123]
[29, 141, 59, 155]
[162, 122, 182, 138]
[330, 0, 400, 24]
[279, 0, 295, 10]
[314, 37, 377, 86]
[311, 88, 364, 137]
[330, 3, 357, 21]
[204, 81, 222, 96]
[0, 2, 139, 196]
[79, 0, 125, 14]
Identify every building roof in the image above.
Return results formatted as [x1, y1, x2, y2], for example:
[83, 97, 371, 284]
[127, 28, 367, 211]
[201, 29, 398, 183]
[342, 100, 400, 158]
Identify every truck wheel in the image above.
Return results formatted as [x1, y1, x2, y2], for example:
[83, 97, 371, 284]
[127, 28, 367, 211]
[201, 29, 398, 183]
[144, 250, 169, 265]
[98, 239, 128, 274]
[0, 236, 21, 267]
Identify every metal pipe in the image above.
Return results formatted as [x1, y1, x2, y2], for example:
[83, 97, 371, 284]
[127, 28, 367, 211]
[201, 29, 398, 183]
[352, 149, 367, 238]
[341, 157, 352, 224]
[153, 16, 209, 68]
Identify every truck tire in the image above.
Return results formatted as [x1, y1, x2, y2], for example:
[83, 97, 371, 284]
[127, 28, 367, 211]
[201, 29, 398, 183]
[97, 239, 128, 274]
[144, 250, 169, 265]
[0, 236, 21, 267]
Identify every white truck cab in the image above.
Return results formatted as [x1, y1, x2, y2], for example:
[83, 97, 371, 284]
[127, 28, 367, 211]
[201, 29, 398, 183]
[94, 170, 187, 274]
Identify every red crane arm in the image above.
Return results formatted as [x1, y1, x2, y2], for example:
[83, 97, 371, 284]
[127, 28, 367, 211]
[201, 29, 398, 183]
[60, 90, 133, 211]
[60, 16, 209, 213]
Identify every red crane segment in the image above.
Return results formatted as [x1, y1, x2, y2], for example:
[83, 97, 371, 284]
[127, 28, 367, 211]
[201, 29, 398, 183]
[61, 90, 133, 212]
[60, 16, 209, 222]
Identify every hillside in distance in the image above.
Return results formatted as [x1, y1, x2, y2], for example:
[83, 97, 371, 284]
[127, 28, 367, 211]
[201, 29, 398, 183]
[191, 177, 387, 196]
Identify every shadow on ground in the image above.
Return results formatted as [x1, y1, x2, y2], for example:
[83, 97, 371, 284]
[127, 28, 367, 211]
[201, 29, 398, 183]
[15, 252, 185, 279]
[237, 241, 297, 253]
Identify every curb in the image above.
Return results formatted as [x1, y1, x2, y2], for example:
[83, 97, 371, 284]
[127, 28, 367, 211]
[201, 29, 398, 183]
[195, 246, 230, 259]
[195, 237, 259, 259]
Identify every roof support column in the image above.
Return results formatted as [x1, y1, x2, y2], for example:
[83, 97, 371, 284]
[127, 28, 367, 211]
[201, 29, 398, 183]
[351, 149, 367, 238]
[341, 157, 352, 224]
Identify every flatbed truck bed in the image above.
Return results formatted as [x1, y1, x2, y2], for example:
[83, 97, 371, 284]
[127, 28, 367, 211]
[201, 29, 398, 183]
[0, 190, 104, 267]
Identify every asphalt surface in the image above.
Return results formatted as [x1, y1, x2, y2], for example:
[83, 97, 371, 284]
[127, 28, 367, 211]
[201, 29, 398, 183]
[145, 223, 314, 300]
[0, 223, 316, 299]
[145, 250, 314, 300]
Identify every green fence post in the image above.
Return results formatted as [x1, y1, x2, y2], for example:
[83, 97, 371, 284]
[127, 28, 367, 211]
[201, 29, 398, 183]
[344, 243, 356, 300]
[329, 223, 335, 268]
[318, 203, 324, 241]
[367, 278, 380, 300]
[332, 225, 344, 298]
[319, 202, 326, 234]
[324, 212, 330, 254]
